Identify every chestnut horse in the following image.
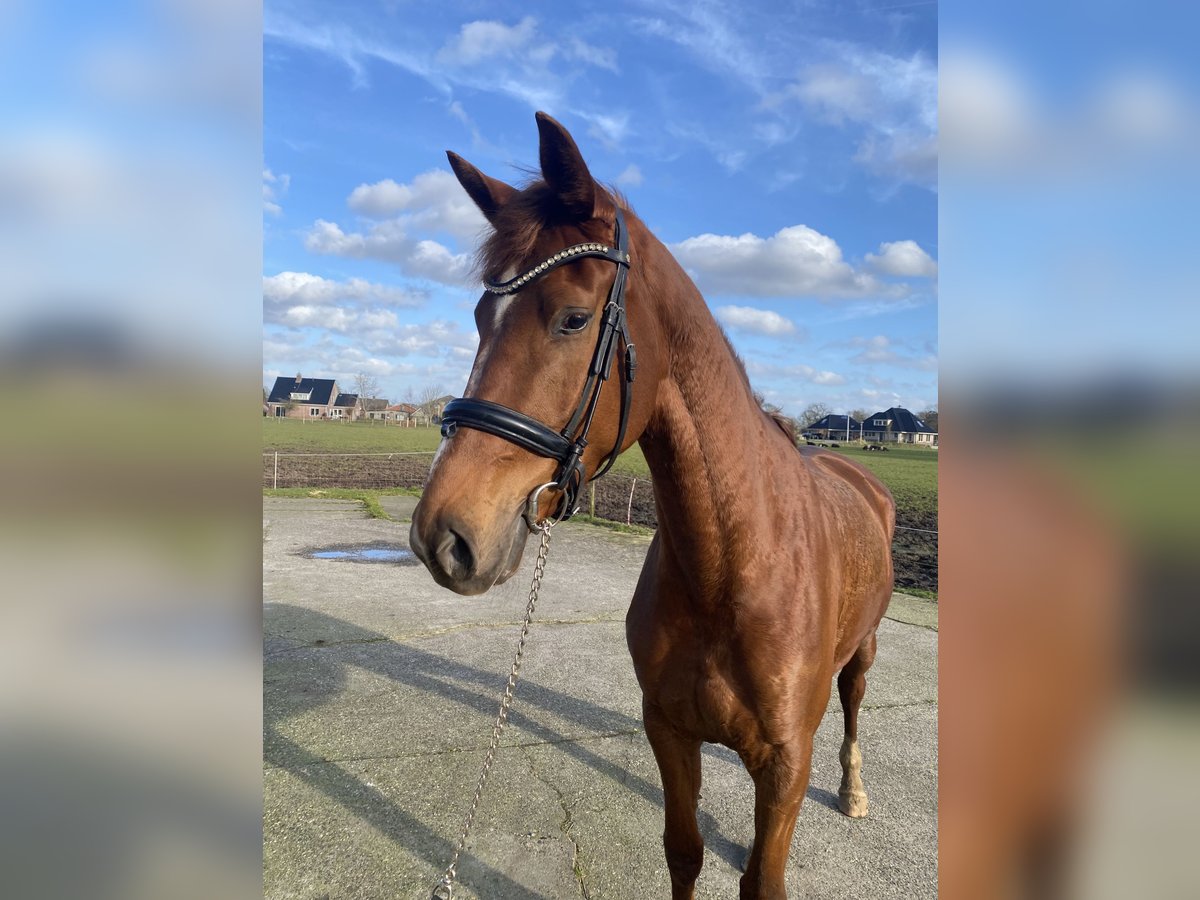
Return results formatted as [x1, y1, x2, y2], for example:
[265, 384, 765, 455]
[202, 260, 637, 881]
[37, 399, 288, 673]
[410, 113, 895, 900]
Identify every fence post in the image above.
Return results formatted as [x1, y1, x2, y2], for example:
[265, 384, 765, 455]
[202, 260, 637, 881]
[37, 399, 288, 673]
[626, 477, 637, 526]
[273, 451, 278, 490]
[590, 483, 596, 519]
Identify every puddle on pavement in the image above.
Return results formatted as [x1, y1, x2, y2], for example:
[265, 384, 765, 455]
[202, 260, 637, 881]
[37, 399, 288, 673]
[301, 543, 418, 565]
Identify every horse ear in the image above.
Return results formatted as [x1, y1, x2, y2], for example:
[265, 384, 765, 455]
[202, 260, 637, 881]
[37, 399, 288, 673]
[446, 151, 516, 226]
[535, 111, 597, 219]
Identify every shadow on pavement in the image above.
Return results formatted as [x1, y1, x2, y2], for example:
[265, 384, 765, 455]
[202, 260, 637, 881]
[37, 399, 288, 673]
[266, 604, 846, 889]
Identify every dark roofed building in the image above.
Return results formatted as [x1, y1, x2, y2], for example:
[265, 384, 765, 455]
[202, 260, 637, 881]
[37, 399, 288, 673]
[358, 397, 389, 420]
[805, 414, 860, 441]
[332, 393, 358, 419]
[267, 375, 336, 406]
[265, 374, 358, 420]
[861, 407, 937, 445]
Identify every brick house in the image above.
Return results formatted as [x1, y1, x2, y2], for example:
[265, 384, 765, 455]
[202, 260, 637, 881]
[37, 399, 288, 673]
[265, 374, 359, 420]
[860, 407, 937, 445]
[385, 403, 419, 425]
[357, 397, 389, 420]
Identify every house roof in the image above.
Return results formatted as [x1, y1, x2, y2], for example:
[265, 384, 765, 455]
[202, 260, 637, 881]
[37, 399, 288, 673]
[809, 414, 860, 431]
[386, 403, 418, 413]
[359, 397, 388, 411]
[334, 392, 359, 408]
[864, 407, 936, 433]
[267, 376, 335, 405]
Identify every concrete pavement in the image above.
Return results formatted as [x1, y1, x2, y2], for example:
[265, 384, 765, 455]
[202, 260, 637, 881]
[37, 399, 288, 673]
[264, 495, 937, 899]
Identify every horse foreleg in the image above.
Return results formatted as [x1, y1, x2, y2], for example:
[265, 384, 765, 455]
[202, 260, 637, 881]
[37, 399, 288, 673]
[740, 734, 814, 900]
[645, 706, 704, 900]
[836, 632, 877, 818]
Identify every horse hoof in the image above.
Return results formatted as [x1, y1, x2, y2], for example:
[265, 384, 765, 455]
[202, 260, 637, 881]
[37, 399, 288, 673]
[838, 789, 869, 818]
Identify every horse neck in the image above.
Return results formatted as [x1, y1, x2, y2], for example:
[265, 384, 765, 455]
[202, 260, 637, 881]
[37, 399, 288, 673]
[632, 228, 789, 587]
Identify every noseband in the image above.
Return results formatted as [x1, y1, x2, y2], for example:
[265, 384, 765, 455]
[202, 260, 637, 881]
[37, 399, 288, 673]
[439, 208, 635, 528]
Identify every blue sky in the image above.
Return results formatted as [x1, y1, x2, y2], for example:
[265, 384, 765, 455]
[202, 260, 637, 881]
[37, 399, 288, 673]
[264, 0, 937, 416]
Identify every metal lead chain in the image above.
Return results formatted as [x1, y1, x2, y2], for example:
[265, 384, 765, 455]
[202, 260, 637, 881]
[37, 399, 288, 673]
[431, 522, 555, 900]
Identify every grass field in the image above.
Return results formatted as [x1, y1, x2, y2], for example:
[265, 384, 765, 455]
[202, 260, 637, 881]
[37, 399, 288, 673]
[262, 420, 933, 516]
[263, 418, 652, 476]
[264, 419, 443, 453]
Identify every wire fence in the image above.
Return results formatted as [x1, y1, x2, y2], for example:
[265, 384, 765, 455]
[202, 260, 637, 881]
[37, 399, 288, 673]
[263, 452, 937, 593]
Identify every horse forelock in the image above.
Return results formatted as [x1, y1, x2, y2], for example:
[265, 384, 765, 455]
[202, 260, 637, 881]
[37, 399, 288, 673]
[475, 180, 627, 283]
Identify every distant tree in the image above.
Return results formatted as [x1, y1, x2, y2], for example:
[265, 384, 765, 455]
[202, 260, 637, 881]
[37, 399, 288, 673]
[418, 383, 446, 424]
[403, 385, 416, 405]
[849, 409, 870, 440]
[353, 371, 380, 402]
[352, 372, 382, 423]
[800, 402, 832, 427]
[918, 408, 939, 433]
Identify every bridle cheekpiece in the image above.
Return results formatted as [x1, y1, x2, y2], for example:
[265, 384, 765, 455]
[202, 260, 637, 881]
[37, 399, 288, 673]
[439, 208, 635, 529]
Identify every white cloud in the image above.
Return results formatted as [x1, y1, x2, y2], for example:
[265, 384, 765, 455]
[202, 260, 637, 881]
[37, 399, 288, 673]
[566, 37, 617, 72]
[367, 319, 479, 357]
[436, 17, 538, 67]
[265, 13, 628, 157]
[614, 164, 643, 187]
[263, 271, 425, 308]
[263, 271, 427, 335]
[715, 305, 797, 336]
[785, 47, 937, 190]
[304, 219, 474, 285]
[745, 359, 847, 386]
[847, 335, 938, 371]
[263, 168, 289, 216]
[670, 225, 886, 298]
[630, 7, 770, 99]
[939, 51, 1035, 167]
[263, 316, 480, 401]
[794, 49, 936, 131]
[865, 240, 937, 278]
[575, 109, 631, 147]
[346, 168, 486, 243]
[854, 132, 937, 189]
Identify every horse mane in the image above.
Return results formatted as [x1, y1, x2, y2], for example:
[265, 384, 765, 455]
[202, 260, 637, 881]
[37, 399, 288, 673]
[751, 391, 798, 445]
[726, 337, 796, 446]
[476, 177, 628, 281]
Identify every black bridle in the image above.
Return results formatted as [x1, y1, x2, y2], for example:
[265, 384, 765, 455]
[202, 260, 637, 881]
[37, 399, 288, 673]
[439, 208, 636, 527]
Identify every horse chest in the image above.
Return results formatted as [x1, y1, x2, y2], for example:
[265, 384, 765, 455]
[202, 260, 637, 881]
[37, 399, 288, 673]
[650, 655, 756, 744]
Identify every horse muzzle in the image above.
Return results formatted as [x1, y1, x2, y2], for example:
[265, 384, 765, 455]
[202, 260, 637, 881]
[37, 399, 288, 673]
[409, 504, 529, 596]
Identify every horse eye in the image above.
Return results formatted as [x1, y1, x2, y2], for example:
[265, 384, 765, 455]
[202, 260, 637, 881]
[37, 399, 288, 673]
[560, 312, 591, 334]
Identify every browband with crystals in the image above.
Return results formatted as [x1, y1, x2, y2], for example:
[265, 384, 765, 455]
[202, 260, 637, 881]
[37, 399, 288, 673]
[484, 242, 629, 295]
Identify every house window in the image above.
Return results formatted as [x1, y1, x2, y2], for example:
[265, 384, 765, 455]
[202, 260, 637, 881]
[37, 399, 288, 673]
[274, 406, 285, 417]
[290, 391, 312, 401]
[873, 419, 888, 427]
[309, 407, 320, 416]
[331, 408, 343, 418]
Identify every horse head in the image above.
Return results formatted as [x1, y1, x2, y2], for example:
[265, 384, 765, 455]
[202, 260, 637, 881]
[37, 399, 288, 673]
[410, 112, 663, 595]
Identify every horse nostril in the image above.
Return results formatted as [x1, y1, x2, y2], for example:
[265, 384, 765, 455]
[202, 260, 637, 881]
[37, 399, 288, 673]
[435, 527, 475, 580]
